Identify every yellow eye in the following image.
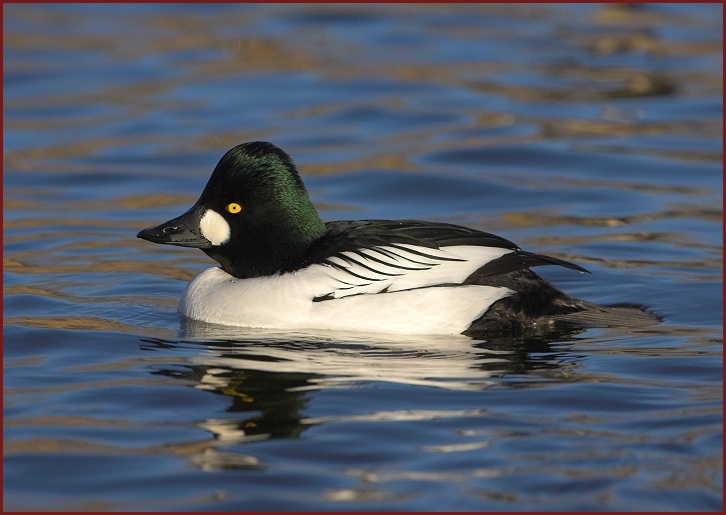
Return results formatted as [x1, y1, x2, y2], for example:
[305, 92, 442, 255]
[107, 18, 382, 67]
[226, 203, 242, 214]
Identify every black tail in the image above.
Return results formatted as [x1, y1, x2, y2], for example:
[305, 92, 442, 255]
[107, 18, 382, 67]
[463, 269, 660, 337]
[550, 301, 662, 328]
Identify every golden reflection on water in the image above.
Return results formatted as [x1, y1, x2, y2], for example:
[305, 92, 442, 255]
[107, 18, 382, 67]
[3, 3, 722, 177]
[3, 315, 177, 337]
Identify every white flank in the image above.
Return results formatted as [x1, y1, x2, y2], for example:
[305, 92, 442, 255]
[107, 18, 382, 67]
[179, 242, 515, 335]
[199, 209, 230, 246]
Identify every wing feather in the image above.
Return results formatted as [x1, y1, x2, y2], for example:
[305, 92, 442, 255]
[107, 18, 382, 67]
[319, 244, 511, 298]
[301, 219, 588, 300]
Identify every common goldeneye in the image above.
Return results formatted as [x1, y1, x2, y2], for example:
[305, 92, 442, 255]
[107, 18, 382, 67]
[137, 141, 657, 336]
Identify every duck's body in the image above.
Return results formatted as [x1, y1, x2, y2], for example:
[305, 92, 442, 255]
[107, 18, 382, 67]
[138, 141, 657, 336]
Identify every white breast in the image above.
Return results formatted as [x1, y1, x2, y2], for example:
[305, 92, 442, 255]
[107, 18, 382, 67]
[178, 244, 514, 335]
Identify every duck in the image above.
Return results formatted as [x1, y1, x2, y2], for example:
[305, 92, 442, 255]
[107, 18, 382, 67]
[137, 141, 658, 336]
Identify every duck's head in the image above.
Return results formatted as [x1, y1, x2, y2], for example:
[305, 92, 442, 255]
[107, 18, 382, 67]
[137, 141, 326, 279]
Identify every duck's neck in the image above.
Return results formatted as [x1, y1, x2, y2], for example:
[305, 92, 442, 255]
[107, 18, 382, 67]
[204, 211, 327, 279]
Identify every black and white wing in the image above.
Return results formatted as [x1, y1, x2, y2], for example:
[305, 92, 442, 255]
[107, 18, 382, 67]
[304, 220, 588, 300]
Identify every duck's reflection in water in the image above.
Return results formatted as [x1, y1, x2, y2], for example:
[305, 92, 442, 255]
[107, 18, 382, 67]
[139, 318, 586, 471]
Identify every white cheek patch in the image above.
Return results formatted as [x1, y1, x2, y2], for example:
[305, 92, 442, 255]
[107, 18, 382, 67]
[199, 209, 231, 246]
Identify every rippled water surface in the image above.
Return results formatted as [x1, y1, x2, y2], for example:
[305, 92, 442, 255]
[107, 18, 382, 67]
[3, 3, 723, 511]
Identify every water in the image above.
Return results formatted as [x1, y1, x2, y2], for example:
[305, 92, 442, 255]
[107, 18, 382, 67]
[3, 3, 722, 511]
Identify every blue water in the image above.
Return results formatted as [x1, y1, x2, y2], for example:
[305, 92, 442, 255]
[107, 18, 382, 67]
[4, 3, 722, 511]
